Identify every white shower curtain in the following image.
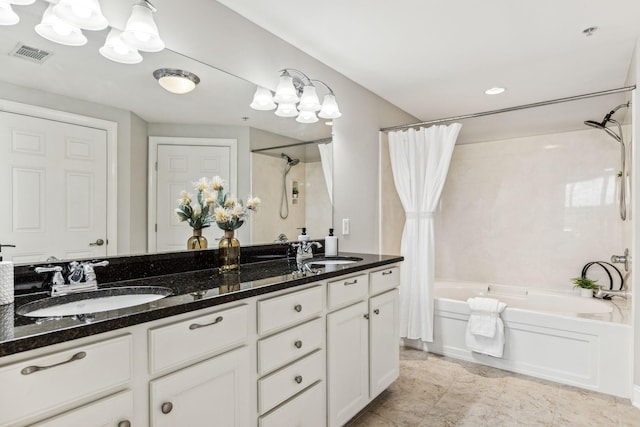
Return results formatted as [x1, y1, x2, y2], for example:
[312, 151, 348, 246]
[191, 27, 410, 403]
[318, 142, 333, 204]
[388, 123, 461, 342]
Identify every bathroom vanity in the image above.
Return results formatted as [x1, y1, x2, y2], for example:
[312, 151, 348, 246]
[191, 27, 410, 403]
[0, 249, 402, 427]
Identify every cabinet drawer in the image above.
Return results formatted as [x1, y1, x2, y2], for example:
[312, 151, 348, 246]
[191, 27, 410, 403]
[258, 286, 323, 335]
[327, 273, 368, 310]
[31, 390, 133, 427]
[258, 349, 324, 414]
[0, 335, 131, 426]
[370, 266, 400, 295]
[259, 381, 325, 427]
[258, 317, 323, 375]
[149, 304, 248, 373]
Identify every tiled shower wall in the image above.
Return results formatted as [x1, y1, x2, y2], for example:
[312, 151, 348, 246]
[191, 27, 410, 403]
[381, 127, 632, 292]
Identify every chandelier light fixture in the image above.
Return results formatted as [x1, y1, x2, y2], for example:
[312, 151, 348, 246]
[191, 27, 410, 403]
[250, 68, 342, 124]
[4, 0, 164, 64]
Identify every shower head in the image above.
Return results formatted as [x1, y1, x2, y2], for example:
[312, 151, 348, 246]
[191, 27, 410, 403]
[584, 102, 630, 143]
[281, 153, 300, 166]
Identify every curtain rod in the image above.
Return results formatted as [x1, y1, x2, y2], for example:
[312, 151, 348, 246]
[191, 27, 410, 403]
[251, 137, 332, 153]
[380, 85, 636, 133]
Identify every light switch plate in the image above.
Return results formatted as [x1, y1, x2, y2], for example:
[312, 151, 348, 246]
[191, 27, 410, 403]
[342, 218, 350, 235]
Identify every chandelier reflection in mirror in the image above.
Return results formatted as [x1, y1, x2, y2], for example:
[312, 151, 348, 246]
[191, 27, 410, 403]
[1, 0, 164, 64]
[250, 68, 342, 124]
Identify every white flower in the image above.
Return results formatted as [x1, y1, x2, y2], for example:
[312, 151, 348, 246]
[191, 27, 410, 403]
[193, 177, 210, 191]
[224, 195, 237, 208]
[177, 191, 192, 205]
[211, 176, 225, 191]
[214, 206, 230, 222]
[192, 203, 202, 218]
[246, 196, 261, 211]
[203, 190, 216, 206]
[231, 204, 245, 219]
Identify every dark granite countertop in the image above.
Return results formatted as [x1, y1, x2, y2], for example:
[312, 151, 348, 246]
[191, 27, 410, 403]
[0, 252, 402, 357]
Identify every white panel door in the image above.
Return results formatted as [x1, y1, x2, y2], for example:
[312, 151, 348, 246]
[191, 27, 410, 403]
[155, 144, 232, 252]
[0, 111, 108, 262]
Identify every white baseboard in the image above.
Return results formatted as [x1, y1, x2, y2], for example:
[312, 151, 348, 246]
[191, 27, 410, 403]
[633, 385, 640, 409]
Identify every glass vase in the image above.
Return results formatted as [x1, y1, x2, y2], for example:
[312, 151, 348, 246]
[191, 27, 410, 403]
[218, 230, 240, 273]
[187, 229, 208, 250]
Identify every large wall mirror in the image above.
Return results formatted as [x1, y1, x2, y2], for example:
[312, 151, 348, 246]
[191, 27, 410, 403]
[0, 1, 333, 264]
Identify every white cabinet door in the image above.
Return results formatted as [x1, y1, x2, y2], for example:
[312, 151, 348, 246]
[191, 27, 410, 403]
[30, 390, 134, 427]
[150, 346, 250, 427]
[369, 289, 400, 398]
[326, 301, 369, 427]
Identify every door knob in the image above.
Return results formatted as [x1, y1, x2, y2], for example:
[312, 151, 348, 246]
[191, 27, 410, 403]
[89, 238, 105, 246]
[161, 402, 173, 414]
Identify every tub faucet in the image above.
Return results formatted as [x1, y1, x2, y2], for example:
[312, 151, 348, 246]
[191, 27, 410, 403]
[594, 288, 627, 299]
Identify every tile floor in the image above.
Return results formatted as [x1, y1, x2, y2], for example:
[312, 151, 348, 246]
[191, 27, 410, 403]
[347, 348, 640, 427]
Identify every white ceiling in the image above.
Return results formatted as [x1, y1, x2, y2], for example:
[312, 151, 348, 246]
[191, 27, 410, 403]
[217, 0, 640, 142]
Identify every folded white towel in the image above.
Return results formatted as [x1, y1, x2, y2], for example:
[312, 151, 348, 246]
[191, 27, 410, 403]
[465, 297, 507, 357]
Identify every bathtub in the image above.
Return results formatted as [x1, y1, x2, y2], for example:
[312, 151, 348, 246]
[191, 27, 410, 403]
[404, 280, 632, 398]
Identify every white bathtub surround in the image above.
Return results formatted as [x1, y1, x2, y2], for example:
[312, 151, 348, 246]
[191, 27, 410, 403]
[388, 123, 462, 342]
[408, 281, 632, 398]
[465, 297, 507, 357]
[434, 127, 631, 293]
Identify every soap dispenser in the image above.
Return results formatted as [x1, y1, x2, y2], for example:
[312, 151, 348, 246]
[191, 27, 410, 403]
[297, 227, 310, 242]
[325, 228, 338, 256]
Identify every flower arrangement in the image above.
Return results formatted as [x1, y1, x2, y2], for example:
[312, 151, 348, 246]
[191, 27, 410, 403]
[175, 176, 260, 232]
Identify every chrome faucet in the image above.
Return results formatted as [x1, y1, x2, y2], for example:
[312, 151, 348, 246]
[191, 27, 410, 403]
[35, 260, 109, 297]
[594, 288, 628, 299]
[291, 241, 323, 274]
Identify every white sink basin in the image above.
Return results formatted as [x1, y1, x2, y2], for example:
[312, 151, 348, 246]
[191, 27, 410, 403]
[304, 257, 363, 266]
[17, 286, 172, 317]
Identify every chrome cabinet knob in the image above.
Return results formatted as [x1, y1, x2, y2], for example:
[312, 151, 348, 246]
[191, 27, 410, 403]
[295, 375, 303, 384]
[161, 402, 173, 414]
[294, 340, 303, 349]
[294, 304, 302, 312]
[374, 309, 380, 315]
[118, 421, 131, 427]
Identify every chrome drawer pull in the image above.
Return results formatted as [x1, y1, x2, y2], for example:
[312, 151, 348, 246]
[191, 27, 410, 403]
[21, 351, 86, 375]
[189, 316, 223, 330]
[118, 421, 131, 427]
[343, 279, 358, 286]
[161, 402, 173, 414]
[364, 314, 369, 319]
[382, 270, 393, 275]
[374, 309, 380, 315]
[294, 375, 303, 384]
[294, 340, 303, 349]
[294, 304, 303, 312]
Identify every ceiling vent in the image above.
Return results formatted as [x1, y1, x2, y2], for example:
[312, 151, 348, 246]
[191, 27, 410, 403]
[10, 43, 53, 64]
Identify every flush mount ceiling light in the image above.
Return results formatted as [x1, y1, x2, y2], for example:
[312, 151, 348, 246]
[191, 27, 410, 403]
[582, 26, 598, 37]
[99, 28, 142, 64]
[153, 68, 200, 94]
[485, 87, 506, 95]
[53, 0, 108, 30]
[250, 68, 342, 124]
[122, 0, 165, 52]
[35, 4, 87, 46]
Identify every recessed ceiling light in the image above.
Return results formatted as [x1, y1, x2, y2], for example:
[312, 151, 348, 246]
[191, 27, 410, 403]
[485, 87, 505, 95]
